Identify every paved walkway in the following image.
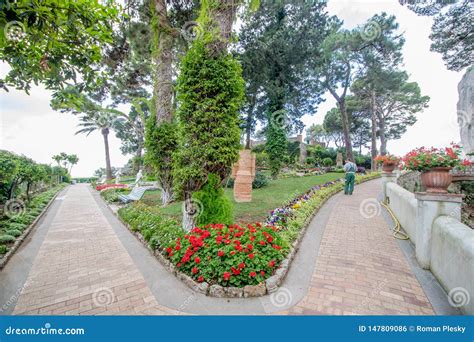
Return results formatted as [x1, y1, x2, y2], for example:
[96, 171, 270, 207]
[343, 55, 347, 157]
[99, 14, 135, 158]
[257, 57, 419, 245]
[282, 180, 433, 315]
[1, 181, 439, 315]
[12, 185, 177, 315]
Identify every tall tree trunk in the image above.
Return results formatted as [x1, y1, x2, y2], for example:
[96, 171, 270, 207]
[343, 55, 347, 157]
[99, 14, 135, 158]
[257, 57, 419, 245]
[378, 115, 387, 156]
[102, 128, 113, 180]
[370, 90, 378, 171]
[337, 100, 354, 161]
[182, 191, 197, 231]
[152, 0, 176, 206]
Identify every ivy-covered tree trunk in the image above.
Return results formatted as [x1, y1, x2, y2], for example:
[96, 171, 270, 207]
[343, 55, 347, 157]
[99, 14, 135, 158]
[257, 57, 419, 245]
[101, 128, 113, 180]
[175, 0, 244, 231]
[370, 90, 378, 171]
[378, 113, 388, 156]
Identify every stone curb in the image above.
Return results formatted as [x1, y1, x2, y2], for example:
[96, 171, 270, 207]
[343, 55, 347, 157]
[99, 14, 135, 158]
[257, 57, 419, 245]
[102, 174, 380, 298]
[0, 186, 67, 270]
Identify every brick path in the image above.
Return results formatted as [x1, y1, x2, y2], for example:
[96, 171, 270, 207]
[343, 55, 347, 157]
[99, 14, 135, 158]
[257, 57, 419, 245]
[9, 180, 435, 315]
[282, 180, 434, 315]
[13, 185, 177, 315]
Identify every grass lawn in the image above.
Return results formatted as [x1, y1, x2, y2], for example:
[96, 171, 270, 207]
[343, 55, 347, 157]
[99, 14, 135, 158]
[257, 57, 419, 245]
[140, 172, 343, 224]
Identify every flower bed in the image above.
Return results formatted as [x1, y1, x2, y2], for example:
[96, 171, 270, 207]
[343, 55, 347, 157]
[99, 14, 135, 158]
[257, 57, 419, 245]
[167, 223, 288, 288]
[0, 184, 66, 267]
[96, 183, 128, 191]
[100, 187, 129, 203]
[116, 172, 381, 297]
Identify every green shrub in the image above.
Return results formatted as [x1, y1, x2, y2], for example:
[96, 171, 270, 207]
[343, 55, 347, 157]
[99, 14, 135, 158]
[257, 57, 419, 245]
[5, 229, 22, 237]
[0, 234, 16, 243]
[193, 174, 233, 226]
[5, 222, 26, 231]
[100, 188, 128, 203]
[0, 245, 7, 254]
[322, 157, 333, 167]
[118, 203, 183, 249]
[252, 172, 269, 189]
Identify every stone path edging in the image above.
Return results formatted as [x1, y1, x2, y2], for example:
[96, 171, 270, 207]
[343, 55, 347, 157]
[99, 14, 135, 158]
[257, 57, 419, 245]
[0, 186, 66, 270]
[104, 175, 381, 299]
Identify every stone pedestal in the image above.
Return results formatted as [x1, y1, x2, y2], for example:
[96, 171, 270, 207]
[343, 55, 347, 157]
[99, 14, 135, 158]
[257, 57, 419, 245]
[381, 171, 397, 201]
[414, 192, 464, 269]
[232, 150, 256, 203]
[336, 153, 343, 167]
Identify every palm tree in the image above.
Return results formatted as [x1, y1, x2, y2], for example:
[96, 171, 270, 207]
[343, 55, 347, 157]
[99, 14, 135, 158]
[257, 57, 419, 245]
[52, 154, 62, 166]
[75, 113, 120, 180]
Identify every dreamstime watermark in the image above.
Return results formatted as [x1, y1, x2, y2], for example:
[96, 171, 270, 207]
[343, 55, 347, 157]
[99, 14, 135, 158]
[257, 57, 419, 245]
[269, 287, 293, 308]
[181, 21, 204, 42]
[448, 287, 470, 308]
[2, 199, 26, 218]
[4, 21, 26, 42]
[355, 278, 388, 311]
[360, 21, 381, 42]
[269, 109, 291, 131]
[92, 287, 115, 307]
[1, 282, 29, 313]
[5, 322, 85, 336]
[450, 110, 472, 130]
[359, 198, 381, 219]
[182, 198, 204, 220]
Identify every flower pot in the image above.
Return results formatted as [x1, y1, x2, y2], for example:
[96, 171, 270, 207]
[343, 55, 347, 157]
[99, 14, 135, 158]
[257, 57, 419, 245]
[382, 162, 397, 173]
[420, 167, 453, 193]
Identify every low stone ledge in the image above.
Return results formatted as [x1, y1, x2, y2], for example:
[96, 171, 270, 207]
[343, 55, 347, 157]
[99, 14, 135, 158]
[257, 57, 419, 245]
[244, 283, 266, 297]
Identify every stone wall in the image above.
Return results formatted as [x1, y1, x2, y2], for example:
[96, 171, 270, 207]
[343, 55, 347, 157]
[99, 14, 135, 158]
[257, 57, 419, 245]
[432, 216, 474, 315]
[386, 182, 418, 243]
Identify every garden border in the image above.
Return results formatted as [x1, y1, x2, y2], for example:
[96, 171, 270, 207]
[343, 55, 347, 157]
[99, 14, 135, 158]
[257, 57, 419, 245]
[103, 174, 381, 298]
[0, 185, 67, 269]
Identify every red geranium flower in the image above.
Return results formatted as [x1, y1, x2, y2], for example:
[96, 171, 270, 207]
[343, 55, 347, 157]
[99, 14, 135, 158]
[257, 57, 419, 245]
[248, 253, 255, 259]
[223, 272, 231, 281]
[194, 257, 201, 264]
[247, 244, 253, 250]
[238, 262, 245, 269]
[192, 267, 199, 274]
[231, 267, 241, 275]
[198, 276, 204, 282]
[272, 244, 281, 250]
[217, 250, 225, 257]
[249, 271, 256, 278]
[260, 271, 265, 276]
[268, 260, 275, 267]
[175, 245, 181, 251]
[166, 247, 172, 254]
[259, 240, 265, 246]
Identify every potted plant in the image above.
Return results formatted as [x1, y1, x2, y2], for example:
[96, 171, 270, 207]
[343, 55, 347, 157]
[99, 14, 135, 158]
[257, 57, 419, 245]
[402, 144, 467, 193]
[374, 154, 400, 173]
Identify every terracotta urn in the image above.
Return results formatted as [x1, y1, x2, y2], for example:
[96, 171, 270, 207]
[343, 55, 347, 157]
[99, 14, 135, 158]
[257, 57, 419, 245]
[382, 162, 397, 173]
[420, 167, 453, 193]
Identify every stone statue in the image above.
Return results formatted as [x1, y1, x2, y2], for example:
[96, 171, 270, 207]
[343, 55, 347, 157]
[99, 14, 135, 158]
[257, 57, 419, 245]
[457, 67, 473, 161]
[115, 169, 122, 184]
[135, 169, 143, 185]
[336, 153, 343, 167]
[232, 150, 256, 202]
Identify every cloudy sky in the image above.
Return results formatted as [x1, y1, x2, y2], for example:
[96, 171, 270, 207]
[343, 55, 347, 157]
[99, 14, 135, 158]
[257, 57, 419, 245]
[0, 0, 466, 177]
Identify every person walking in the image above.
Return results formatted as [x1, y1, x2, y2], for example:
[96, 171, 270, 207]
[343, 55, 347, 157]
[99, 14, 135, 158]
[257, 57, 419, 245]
[343, 158, 357, 195]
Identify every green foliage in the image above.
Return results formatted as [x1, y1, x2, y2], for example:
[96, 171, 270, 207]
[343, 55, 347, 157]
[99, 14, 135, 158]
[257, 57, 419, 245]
[173, 38, 244, 193]
[118, 203, 183, 250]
[252, 172, 269, 189]
[266, 121, 287, 178]
[322, 157, 333, 167]
[193, 174, 233, 226]
[144, 116, 177, 189]
[0, 234, 15, 243]
[0, 245, 7, 254]
[5, 229, 21, 237]
[0, 150, 61, 202]
[0, 0, 119, 93]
